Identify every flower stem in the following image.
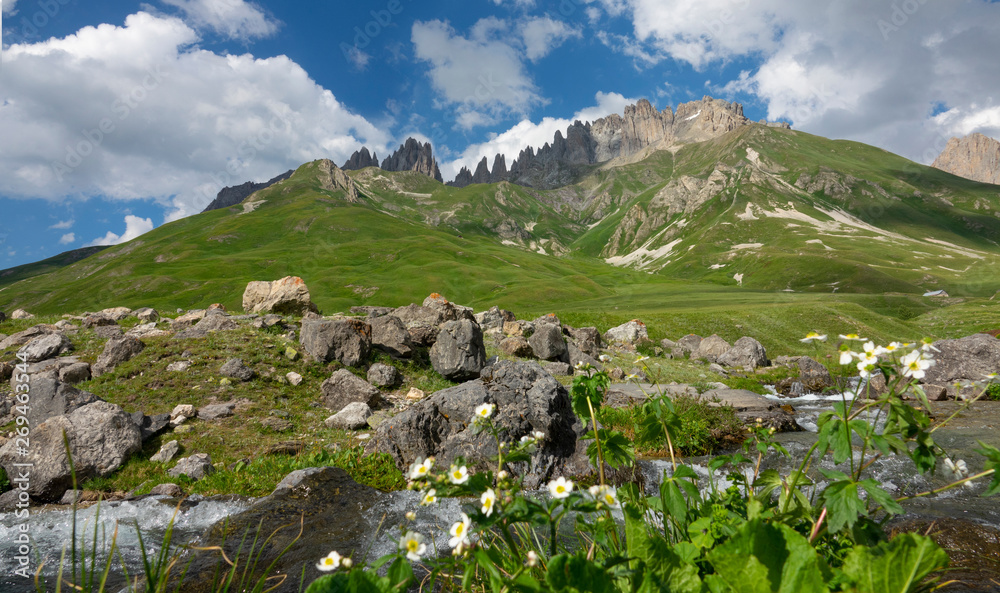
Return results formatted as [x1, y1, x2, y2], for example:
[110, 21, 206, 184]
[586, 397, 607, 486]
[894, 469, 995, 502]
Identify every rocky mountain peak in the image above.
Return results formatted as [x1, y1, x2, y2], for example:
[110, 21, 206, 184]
[341, 137, 444, 183]
[932, 132, 1000, 185]
[201, 169, 294, 213]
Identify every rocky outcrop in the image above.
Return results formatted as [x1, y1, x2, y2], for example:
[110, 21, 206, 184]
[320, 370, 382, 413]
[695, 335, 731, 363]
[370, 315, 415, 358]
[528, 323, 568, 362]
[380, 138, 444, 182]
[18, 333, 73, 363]
[718, 337, 769, 369]
[92, 336, 145, 377]
[921, 333, 1000, 398]
[316, 159, 361, 202]
[932, 133, 1000, 185]
[300, 319, 372, 367]
[341, 146, 379, 171]
[242, 276, 318, 315]
[201, 169, 294, 213]
[604, 320, 648, 345]
[366, 360, 590, 488]
[430, 319, 487, 381]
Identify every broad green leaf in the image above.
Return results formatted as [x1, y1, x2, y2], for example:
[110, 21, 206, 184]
[839, 533, 948, 593]
[707, 520, 829, 593]
[974, 441, 1000, 496]
[821, 479, 867, 533]
[858, 479, 904, 516]
[660, 480, 689, 527]
[546, 553, 615, 593]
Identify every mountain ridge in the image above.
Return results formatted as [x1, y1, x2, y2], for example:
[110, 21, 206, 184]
[933, 132, 1000, 185]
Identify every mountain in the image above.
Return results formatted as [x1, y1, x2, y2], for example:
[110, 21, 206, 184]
[343, 138, 443, 182]
[202, 169, 295, 213]
[0, 246, 108, 286]
[932, 133, 1000, 185]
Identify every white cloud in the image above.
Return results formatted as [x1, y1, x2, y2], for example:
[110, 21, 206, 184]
[1, 0, 17, 15]
[58, 233, 75, 245]
[49, 219, 74, 230]
[85, 215, 153, 247]
[0, 11, 391, 221]
[412, 18, 545, 129]
[441, 91, 640, 180]
[161, 0, 278, 40]
[490, 0, 536, 7]
[520, 17, 581, 61]
[599, 0, 1000, 164]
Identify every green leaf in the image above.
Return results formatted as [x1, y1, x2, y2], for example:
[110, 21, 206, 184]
[974, 440, 1000, 496]
[839, 533, 948, 593]
[584, 429, 635, 469]
[660, 480, 689, 528]
[386, 558, 413, 590]
[859, 479, 904, 516]
[821, 479, 867, 533]
[706, 520, 829, 593]
[546, 553, 615, 593]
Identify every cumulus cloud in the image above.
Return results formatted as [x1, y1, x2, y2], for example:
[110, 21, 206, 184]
[85, 215, 154, 247]
[0, 11, 391, 221]
[1, 0, 17, 15]
[598, 0, 1000, 163]
[412, 18, 545, 130]
[161, 0, 278, 40]
[520, 16, 581, 61]
[441, 91, 640, 180]
[49, 219, 74, 230]
[58, 233, 75, 245]
[490, 0, 536, 7]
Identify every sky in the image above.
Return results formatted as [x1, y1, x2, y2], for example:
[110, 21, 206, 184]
[1, 0, 999, 269]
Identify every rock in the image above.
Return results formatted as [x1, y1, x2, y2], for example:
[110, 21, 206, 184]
[320, 369, 382, 413]
[13, 370, 102, 428]
[423, 293, 475, 323]
[567, 343, 602, 370]
[242, 276, 319, 315]
[168, 454, 215, 481]
[350, 306, 395, 317]
[503, 320, 533, 337]
[175, 312, 238, 339]
[677, 334, 703, 354]
[921, 334, 1000, 399]
[797, 357, 832, 391]
[134, 307, 160, 322]
[370, 315, 414, 358]
[324, 402, 373, 430]
[286, 372, 303, 386]
[0, 490, 21, 512]
[150, 483, 184, 497]
[708, 363, 729, 375]
[889, 517, 1000, 592]
[367, 360, 590, 488]
[430, 319, 487, 381]
[542, 361, 573, 376]
[59, 490, 85, 505]
[126, 322, 170, 339]
[54, 320, 77, 331]
[0, 325, 54, 350]
[567, 327, 603, 357]
[604, 320, 648, 344]
[92, 336, 145, 377]
[0, 361, 13, 382]
[199, 403, 236, 420]
[18, 333, 72, 363]
[932, 132, 1000, 185]
[392, 304, 444, 346]
[171, 310, 206, 328]
[699, 388, 802, 433]
[151, 440, 181, 463]
[11, 309, 34, 320]
[252, 314, 286, 330]
[500, 336, 534, 358]
[101, 307, 133, 321]
[167, 361, 191, 372]
[300, 318, 372, 366]
[718, 337, 769, 369]
[475, 306, 515, 331]
[83, 314, 118, 328]
[0, 401, 142, 501]
[695, 334, 731, 363]
[660, 338, 677, 351]
[367, 363, 402, 388]
[170, 404, 196, 425]
[58, 362, 91, 384]
[533, 313, 562, 327]
[95, 325, 124, 339]
[528, 322, 568, 362]
[922, 384, 949, 402]
[405, 388, 425, 401]
[135, 413, 171, 441]
[219, 358, 255, 382]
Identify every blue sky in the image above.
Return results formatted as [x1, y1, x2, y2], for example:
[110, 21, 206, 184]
[1, 0, 999, 269]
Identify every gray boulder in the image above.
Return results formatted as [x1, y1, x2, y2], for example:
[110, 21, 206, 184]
[567, 343, 602, 370]
[423, 294, 475, 323]
[798, 357, 832, 391]
[15, 370, 102, 428]
[921, 334, 1000, 398]
[134, 307, 160, 322]
[10, 309, 34, 320]
[168, 453, 215, 481]
[220, 358, 255, 382]
[324, 402, 373, 430]
[567, 327, 603, 357]
[367, 360, 590, 489]
[604, 320, 648, 344]
[95, 326, 124, 339]
[300, 319, 372, 366]
[677, 334, 703, 354]
[0, 401, 142, 501]
[718, 337, 769, 369]
[0, 325, 54, 350]
[367, 363, 402, 388]
[150, 483, 184, 497]
[430, 319, 487, 381]
[18, 333, 73, 363]
[542, 361, 573, 376]
[392, 304, 443, 347]
[199, 402, 236, 419]
[475, 306, 515, 331]
[695, 334, 731, 363]
[59, 362, 92, 384]
[92, 336, 145, 377]
[320, 369, 382, 413]
[242, 276, 318, 315]
[82, 314, 117, 328]
[370, 315, 414, 359]
[151, 440, 181, 463]
[528, 322, 568, 362]
[500, 336, 534, 358]
[175, 312, 238, 339]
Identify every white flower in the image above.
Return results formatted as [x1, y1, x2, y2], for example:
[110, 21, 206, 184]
[627, 373, 639, 380]
[599, 354, 611, 363]
[902, 350, 933, 380]
[399, 531, 427, 562]
[588, 485, 620, 508]
[481, 488, 497, 516]
[862, 341, 878, 356]
[405, 511, 417, 521]
[839, 333, 866, 341]
[944, 458, 969, 481]
[857, 353, 879, 379]
[520, 435, 537, 453]
[421, 489, 437, 506]
[526, 551, 538, 567]
[920, 338, 940, 353]
[801, 331, 827, 343]
[548, 477, 574, 499]
[449, 513, 473, 549]
[408, 457, 434, 480]
[532, 431, 545, 440]
[986, 372, 999, 382]
[882, 342, 904, 355]
[317, 551, 343, 572]
[839, 350, 856, 365]
[634, 356, 650, 364]
[449, 465, 470, 485]
[474, 403, 495, 421]
[341, 557, 353, 569]
[497, 470, 509, 480]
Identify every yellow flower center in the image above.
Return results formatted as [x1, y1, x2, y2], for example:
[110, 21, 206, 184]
[407, 540, 419, 552]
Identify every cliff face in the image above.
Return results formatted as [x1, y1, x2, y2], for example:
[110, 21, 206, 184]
[379, 138, 444, 182]
[932, 133, 1000, 185]
[450, 96, 789, 189]
[201, 169, 294, 213]
[341, 147, 379, 171]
